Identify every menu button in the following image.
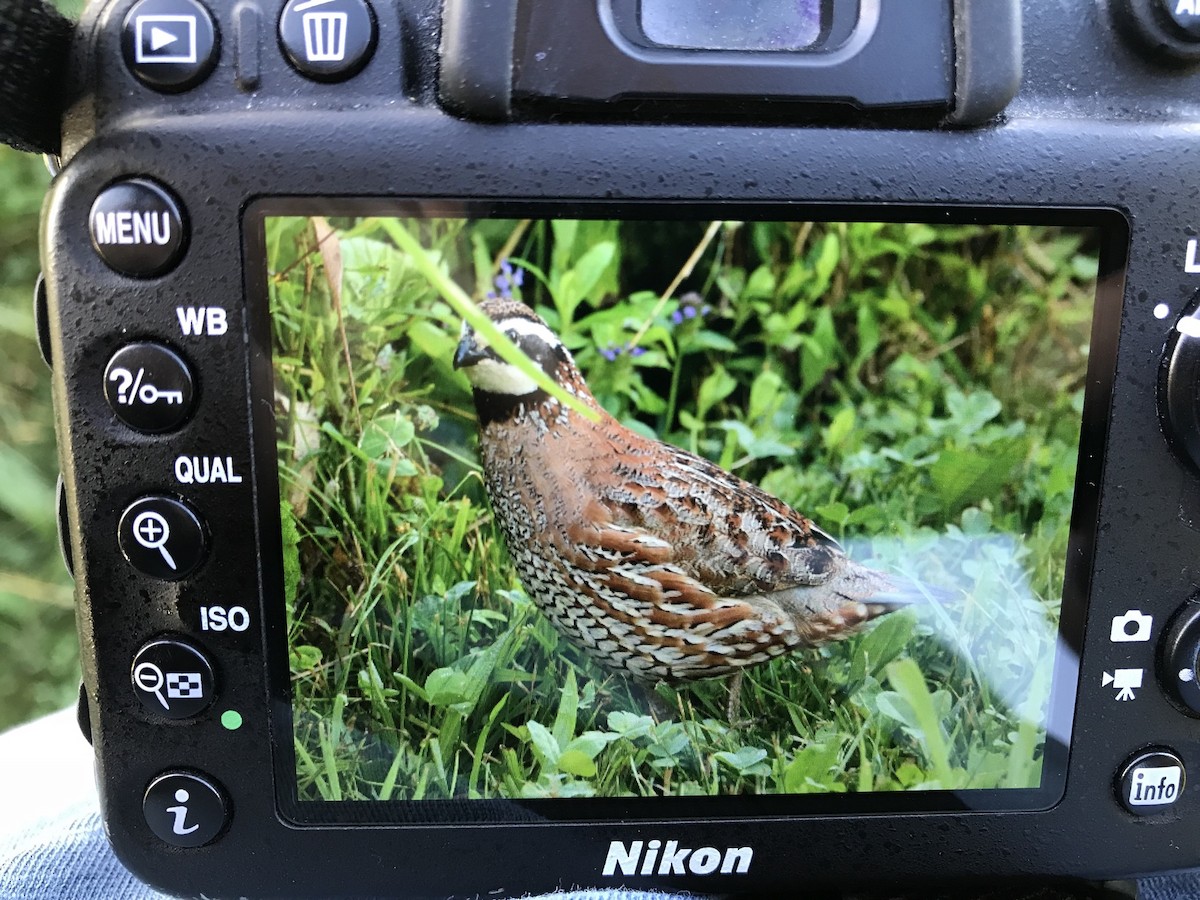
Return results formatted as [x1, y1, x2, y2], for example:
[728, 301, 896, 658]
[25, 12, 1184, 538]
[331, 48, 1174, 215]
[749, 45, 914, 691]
[90, 179, 187, 277]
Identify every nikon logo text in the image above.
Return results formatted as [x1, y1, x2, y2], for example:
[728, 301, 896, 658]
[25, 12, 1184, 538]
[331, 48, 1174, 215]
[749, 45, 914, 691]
[602, 840, 753, 876]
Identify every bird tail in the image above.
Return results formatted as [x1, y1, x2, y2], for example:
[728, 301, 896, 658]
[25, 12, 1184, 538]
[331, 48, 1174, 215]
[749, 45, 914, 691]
[779, 559, 951, 645]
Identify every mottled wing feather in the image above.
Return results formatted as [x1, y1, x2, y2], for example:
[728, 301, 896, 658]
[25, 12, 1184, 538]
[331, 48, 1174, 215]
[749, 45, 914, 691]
[555, 518, 799, 678]
[586, 440, 842, 595]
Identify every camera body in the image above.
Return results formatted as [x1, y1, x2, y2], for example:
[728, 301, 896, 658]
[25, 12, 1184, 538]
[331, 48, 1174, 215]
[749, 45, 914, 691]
[38, 0, 1200, 896]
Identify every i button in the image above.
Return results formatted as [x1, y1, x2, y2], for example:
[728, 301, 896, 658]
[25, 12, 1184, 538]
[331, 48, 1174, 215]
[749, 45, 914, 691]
[90, 179, 187, 277]
[143, 771, 228, 848]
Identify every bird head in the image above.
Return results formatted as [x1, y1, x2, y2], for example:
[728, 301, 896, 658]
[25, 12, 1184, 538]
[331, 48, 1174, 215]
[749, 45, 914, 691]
[453, 299, 575, 399]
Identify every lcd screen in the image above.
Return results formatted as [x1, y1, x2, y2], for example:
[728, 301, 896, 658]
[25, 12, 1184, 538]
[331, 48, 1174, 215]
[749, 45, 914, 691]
[249, 206, 1119, 821]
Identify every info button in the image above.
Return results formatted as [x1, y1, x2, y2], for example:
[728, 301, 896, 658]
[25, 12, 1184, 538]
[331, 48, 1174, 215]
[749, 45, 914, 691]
[1117, 749, 1186, 816]
[89, 179, 187, 278]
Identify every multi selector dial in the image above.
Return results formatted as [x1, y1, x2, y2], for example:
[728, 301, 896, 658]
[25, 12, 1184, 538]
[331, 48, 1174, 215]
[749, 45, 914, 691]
[1162, 301, 1200, 472]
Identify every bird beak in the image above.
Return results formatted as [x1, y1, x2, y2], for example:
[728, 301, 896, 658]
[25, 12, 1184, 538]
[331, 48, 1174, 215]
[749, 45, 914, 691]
[453, 332, 488, 370]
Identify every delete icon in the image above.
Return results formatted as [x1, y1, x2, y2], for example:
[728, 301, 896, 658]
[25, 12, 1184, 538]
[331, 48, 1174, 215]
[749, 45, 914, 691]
[135, 14, 198, 64]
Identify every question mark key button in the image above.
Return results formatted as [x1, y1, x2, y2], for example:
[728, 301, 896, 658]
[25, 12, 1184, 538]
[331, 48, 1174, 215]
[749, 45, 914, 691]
[104, 343, 195, 433]
[119, 495, 207, 580]
[131, 637, 215, 720]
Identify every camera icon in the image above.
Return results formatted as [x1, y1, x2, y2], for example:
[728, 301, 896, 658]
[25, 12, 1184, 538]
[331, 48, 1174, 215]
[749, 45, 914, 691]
[1110, 609, 1153, 643]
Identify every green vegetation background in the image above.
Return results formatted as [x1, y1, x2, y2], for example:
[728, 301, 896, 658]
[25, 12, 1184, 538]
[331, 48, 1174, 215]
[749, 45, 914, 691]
[273, 214, 1096, 802]
[0, 0, 86, 732]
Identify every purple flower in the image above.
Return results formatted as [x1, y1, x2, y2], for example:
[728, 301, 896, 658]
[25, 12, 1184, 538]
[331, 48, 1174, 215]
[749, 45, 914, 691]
[600, 342, 647, 361]
[670, 294, 712, 327]
[489, 258, 526, 300]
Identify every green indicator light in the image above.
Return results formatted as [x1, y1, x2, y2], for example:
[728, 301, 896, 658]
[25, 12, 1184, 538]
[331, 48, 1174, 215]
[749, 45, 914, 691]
[220, 710, 243, 731]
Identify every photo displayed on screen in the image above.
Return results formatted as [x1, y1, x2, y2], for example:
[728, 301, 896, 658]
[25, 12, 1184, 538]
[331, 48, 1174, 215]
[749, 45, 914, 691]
[263, 213, 1102, 806]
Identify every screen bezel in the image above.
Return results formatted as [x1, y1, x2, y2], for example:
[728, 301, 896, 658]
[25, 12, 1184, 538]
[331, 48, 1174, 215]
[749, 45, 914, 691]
[242, 199, 1128, 827]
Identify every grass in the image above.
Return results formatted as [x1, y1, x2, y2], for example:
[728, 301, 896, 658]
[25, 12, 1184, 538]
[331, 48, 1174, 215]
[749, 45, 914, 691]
[0, 146, 80, 731]
[0, 0, 88, 732]
[269, 214, 1097, 802]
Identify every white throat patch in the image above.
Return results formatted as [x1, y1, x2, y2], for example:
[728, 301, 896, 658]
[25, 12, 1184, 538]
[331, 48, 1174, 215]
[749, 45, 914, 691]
[461, 316, 561, 396]
[466, 357, 541, 396]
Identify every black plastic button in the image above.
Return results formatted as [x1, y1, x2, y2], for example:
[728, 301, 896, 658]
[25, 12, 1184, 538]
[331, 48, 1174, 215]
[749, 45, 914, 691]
[118, 495, 207, 580]
[89, 179, 187, 278]
[55, 475, 73, 578]
[76, 682, 92, 746]
[143, 771, 228, 847]
[1161, 0, 1200, 39]
[104, 343, 196, 433]
[1160, 599, 1200, 716]
[278, 0, 377, 82]
[132, 638, 216, 719]
[122, 0, 219, 92]
[1116, 749, 1186, 816]
[1163, 301, 1200, 472]
[1114, 0, 1200, 62]
[33, 274, 51, 367]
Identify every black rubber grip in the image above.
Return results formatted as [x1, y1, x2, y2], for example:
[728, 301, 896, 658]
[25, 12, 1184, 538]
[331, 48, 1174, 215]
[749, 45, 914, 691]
[0, 0, 73, 154]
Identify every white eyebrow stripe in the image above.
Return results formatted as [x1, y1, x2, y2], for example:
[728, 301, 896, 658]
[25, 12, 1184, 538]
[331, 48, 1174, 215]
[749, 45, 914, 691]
[494, 317, 558, 345]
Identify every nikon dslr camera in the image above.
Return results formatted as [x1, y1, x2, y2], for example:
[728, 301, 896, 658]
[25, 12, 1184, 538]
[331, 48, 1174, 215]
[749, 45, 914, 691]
[21, 0, 1200, 895]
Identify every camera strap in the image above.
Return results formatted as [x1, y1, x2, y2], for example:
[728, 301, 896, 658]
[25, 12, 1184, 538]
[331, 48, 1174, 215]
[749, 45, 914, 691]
[0, 0, 72, 155]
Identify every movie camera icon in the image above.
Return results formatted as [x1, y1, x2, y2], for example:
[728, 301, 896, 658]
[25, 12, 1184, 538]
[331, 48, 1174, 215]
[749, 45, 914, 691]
[1102, 668, 1144, 701]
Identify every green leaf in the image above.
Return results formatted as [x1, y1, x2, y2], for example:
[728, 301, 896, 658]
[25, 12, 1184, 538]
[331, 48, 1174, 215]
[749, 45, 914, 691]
[289, 644, 322, 672]
[854, 611, 917, 678]
[713, 746, 770, 776]
[945, 390, 1003, 435]
[359, 412, 416, 460]
[425, 668, 470, 707]
[813, 501, 849, 526]
[883, 658, 954, 786]
[744, 265, 776, 299]
[526, 720, 561, 769]
[930, 442, 1024, 511]
[782, 740, 844, 793]
[279, 500, 302, 614]
[748, 369, 783, 422]
[552, 669, 579, 749]
[696, 365, 738, 421]
[824, 407, 856, 451]
[808, 232, 841, 298]
[557, 749, 598, 777]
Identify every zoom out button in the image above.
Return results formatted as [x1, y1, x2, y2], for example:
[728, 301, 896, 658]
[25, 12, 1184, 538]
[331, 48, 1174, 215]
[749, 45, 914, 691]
[131, 638, 215, 719]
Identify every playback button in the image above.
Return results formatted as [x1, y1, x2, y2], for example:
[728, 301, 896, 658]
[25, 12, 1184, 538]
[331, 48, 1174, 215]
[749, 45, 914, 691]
[104, 343, 195, 433]
[122, 0, 219, 92]
[118, 495, 207, 581]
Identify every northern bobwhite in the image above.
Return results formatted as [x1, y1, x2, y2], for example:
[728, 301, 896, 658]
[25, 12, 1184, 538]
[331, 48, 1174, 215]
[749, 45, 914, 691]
[453, 298, 926, 705]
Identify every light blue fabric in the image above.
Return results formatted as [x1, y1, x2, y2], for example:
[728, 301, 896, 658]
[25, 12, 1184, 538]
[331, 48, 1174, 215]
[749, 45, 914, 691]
[1, 707, 1198, 899]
